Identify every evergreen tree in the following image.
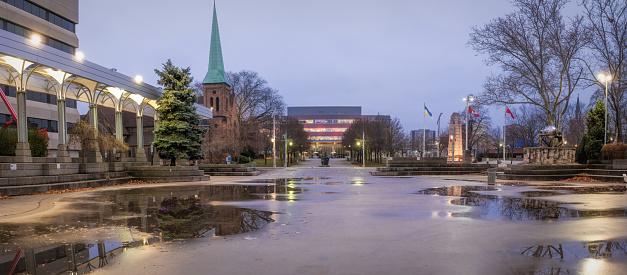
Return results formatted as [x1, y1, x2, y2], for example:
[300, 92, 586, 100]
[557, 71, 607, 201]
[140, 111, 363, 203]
[575, 100, 605, 163]
[153, 59, 206, 165]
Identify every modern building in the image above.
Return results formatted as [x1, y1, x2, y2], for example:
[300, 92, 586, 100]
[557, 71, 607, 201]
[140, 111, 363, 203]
[0, 0, 212, 162]
[288, 106, 390, 156]
[0, 0, 80, 156]
[410, 129, 436, 156]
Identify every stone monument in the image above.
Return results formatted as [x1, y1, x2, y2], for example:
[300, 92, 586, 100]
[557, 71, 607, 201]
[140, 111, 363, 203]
[447, 113, 463, 162]
[524, 125, 575, 165]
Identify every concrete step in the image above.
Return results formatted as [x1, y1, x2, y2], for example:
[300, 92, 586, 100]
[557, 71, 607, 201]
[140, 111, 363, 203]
[0, 177, 134, 196]
[372, 171, 485, 176]
[376, 167, 488, 172]
[133, 175, 210, 183]
[206, 171, 261, 176]
[0, 172, 129, 187]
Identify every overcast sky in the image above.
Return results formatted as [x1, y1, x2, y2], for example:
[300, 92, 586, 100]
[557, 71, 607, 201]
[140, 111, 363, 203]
[77, 0, 588, 132]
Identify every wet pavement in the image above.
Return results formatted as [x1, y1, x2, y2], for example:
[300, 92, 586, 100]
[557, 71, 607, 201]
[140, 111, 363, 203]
[0, 158, 626, 274]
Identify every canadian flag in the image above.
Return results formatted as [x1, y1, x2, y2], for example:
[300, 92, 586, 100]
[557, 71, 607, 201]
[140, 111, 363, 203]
[506, 107, 515, 119]
[468, 106, 480, 118]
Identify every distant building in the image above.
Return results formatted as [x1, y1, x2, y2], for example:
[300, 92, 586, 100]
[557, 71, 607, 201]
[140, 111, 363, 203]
[410, 129, 436, 156]
[288, 106, 390, 156]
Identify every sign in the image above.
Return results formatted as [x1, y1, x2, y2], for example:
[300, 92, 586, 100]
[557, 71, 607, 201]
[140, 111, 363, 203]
[10, 164, 16, 170]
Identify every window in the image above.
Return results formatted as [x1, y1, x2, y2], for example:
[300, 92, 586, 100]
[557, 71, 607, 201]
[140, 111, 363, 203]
[216, 97, 220, 112]
[210, 97, 213, 107]
[4, 0, 76, 32]
[3, 21, 75, 54]
[66, 99, 77, 108]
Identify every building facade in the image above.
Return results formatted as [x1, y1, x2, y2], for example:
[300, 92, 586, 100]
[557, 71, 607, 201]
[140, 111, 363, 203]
[288, 106, 390, 157]
[0, 0, 80, 156]
[410, 129, 436, 157]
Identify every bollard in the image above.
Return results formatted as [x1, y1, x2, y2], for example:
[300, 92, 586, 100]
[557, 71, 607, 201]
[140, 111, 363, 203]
[487, 168, 496, 185]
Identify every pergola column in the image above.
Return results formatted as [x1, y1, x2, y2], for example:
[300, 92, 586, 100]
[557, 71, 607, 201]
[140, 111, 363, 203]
[85, 103, 101, 162]
[15, 88, 31, 162]
[135, 115, 146, 162]
[56, 98, 70, 162]
[152, 117, 160, 165]
[115, 111, 123, 140]
[89, 104, 98, 130]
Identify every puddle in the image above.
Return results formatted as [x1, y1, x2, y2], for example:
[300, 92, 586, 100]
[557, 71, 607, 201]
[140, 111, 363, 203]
[518, 239, 627, 260]
[416, 185, 497, 196]
[418, 186, 627, 220]
[0, 184, 279, 275]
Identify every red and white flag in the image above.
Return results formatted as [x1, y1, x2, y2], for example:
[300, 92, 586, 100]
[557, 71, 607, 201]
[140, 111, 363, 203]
[506, 107, 515, 119]
[468, 106, 480, 118]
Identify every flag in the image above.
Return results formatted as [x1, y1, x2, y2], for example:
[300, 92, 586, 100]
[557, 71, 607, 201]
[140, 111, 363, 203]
[468, 106, 479, 118]
[506, 107, 515, 119]
[424, 105, 433, 119]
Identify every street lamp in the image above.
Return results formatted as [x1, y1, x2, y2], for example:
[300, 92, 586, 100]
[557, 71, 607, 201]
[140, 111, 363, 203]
[598, 73, 612, 145]
[463, 94, 474, 152]
[272, 113, 276, 168]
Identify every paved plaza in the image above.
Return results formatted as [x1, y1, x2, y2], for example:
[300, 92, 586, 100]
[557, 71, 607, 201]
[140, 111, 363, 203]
[1, 159, 627, 274]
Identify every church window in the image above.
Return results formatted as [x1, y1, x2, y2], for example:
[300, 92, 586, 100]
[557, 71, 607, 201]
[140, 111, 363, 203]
[210, 97, 214, 107]
[216, 97, 220, 112]
[213, 90, 216, 95]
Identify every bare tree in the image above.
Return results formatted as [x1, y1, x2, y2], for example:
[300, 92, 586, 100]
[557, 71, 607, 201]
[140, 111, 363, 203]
[506, 105, 546, 148]
[460, 104, 492, 152]
[469, 0, 587, 131]
[581, 0, 627, 142]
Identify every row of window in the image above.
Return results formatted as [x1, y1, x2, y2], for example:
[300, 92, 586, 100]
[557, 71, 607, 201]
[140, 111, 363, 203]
[1, 84, 77, 108]
[0, 19, 75, 54]
[299, 119, 354, 124]
[0, 113, 71, 133]
[2, 0, 75, 32]
[308, 136, 343, 141]
[304, 128, 348, 132]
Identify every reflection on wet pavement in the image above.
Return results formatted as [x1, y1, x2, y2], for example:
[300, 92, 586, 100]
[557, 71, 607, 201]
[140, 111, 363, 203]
[520, 239, 627, 259]
[0, 184, 282, 275]
[418, 186, 627, 220]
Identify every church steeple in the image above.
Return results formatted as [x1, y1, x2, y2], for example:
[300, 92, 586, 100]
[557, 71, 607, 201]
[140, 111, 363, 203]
[575, 94, 581, 119]
[203, 2, 229, 85]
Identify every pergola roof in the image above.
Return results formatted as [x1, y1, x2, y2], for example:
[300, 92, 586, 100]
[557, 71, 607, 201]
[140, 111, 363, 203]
[0, 30, 212, 119]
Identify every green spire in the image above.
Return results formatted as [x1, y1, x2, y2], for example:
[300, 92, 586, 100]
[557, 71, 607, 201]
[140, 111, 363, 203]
[203, 2, 229, 85]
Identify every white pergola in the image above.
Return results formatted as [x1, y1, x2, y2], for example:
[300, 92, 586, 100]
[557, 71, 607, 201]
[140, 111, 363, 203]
[0, 31, 212, 162]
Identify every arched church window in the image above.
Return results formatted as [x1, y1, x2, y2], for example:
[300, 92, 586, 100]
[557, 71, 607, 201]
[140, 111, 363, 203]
[216, 97, 220, 112]
[210, 97, 214, 107]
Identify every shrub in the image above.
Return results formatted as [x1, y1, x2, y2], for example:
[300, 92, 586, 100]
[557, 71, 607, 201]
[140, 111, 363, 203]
[601, 142, 627, 160]
[238, 156, 249, 164]
[0, 127, 18, 156]
[28, 129, 49, 157]
[0, 126, 49, 157]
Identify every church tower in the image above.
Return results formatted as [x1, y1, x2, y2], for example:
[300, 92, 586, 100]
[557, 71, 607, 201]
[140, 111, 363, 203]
[203, 2, 237, 154]
[203, 2, 234, 117]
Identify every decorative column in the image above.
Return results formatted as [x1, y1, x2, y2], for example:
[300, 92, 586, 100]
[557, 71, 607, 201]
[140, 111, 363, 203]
[152, 116, 160, 165]
[115, 111, 123, 140]
[15, 88, 31, 162]
[56, 98, 71, 162]
[85, 104, 102, 162]
[135, 115, 146, 162]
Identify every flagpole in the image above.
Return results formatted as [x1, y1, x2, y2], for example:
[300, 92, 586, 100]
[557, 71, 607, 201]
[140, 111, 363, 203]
[423, 102, 426, 158]
[503, 107, 506, 163]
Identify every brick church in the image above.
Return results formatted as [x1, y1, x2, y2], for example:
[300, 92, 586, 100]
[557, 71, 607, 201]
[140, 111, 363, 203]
[199, 3, 238, 158]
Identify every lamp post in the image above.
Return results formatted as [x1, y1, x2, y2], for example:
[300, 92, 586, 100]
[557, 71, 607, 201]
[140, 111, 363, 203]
[362, 130, 365, 168]
[284, 133, 288, 168]
[463, 94, 474, 151]
[437, 113, 442, 157]
[598, 73, 612, 145]
[272, 113, 276, 168]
